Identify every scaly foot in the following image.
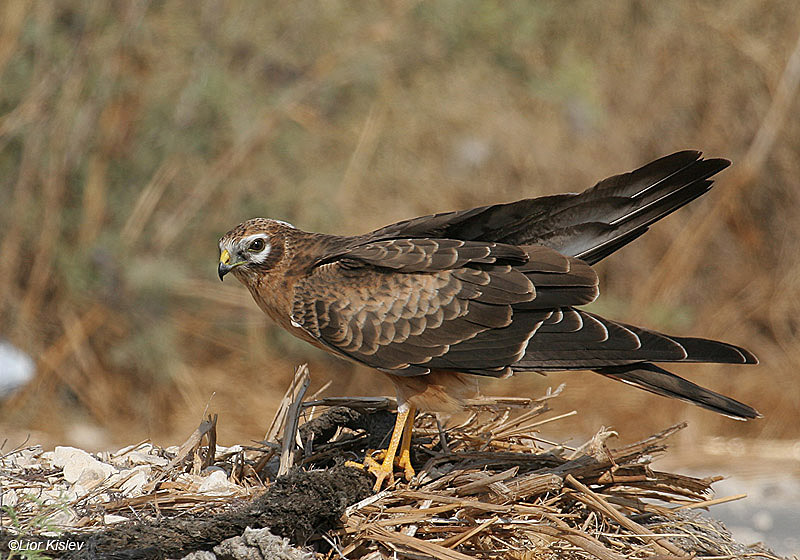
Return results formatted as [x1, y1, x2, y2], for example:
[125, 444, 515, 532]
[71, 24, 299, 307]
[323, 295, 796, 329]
[345, 448, 416, 491]
[345, 404, 417, 491]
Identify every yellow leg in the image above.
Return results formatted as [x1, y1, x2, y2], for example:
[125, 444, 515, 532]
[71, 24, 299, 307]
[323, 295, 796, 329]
[397, 405, 416, 482]
[346, 404, 416, 491]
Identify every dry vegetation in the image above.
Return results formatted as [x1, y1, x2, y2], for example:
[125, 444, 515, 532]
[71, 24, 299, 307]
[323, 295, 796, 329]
[1, 1, 799, 454]
[0, 376, 784, 559]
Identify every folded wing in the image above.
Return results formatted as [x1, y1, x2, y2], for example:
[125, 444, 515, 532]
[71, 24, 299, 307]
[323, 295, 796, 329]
[291, 239, 596, 377]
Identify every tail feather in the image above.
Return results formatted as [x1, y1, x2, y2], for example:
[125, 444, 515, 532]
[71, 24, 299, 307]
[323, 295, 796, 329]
[671, 336, 759, 364]
[511, 310, 759, 420]
[363, 151, 731, 265]
[594, 363, 760, 420]
[511, 309, 757, 369]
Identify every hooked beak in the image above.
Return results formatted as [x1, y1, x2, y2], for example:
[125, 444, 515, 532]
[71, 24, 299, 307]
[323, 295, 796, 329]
[218, 249, 240, 280]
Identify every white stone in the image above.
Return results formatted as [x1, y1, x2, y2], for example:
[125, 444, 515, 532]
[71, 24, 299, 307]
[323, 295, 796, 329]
[12, 446, 44, 468]
[128, 451, 168, 467]
[1, 489, 18, 508]
[42, 487, 78, 504]
[119, 465, 151, 497]
[197, 469, 234, 496]
[51, 446, 115, 485]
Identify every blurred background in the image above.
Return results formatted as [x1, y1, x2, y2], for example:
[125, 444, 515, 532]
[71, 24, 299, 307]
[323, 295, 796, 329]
[1, 1, 799, 456]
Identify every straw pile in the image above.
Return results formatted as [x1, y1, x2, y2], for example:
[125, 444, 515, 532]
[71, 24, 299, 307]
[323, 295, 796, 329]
[0, 366, 784, 559]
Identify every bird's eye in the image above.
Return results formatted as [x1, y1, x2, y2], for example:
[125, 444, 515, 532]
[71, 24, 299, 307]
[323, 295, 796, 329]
[248, 238, 266, 252]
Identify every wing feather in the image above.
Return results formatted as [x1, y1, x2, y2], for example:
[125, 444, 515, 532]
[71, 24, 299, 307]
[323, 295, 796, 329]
[359, 151, 730, 265]
[291, 239, 591, 375]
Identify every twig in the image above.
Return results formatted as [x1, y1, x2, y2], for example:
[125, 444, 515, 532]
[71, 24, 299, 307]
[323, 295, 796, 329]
[144, 417, 216, 493]
[266, 364, 309, 442]
[456, 467, 519, 496]
[565, 474, 689, 557]
[536, 515, 629, 560]
[440, 515, 499, 548]
[366, 526, 476, 560]
[675, 493, 747, 511]
[278, 364, 311, 476]
[201, 414, 218, 470]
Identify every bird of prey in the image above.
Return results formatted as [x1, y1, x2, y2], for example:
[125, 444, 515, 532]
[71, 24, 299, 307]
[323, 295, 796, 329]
[218, 151, 759, 489]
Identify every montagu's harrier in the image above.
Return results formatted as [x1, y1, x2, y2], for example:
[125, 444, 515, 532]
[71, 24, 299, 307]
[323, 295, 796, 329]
[218, 151, 758, 489]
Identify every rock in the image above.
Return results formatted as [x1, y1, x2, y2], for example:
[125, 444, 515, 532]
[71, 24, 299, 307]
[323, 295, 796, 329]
[51, 446, 115, 486]
[179, 552, 217, 560]
[1, 489, 17, 508]
[118, 465, 151, 497]
[111, 443, 170, 468]
[214, 527, 314, 560]
[198, 469, 236, 496]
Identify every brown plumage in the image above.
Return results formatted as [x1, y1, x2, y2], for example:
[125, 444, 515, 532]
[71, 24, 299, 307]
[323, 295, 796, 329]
[218, 151, 759, 486]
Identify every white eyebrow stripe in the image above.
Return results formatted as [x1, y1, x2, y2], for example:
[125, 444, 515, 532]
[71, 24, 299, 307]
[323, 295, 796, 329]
[240, 233, 272, 263]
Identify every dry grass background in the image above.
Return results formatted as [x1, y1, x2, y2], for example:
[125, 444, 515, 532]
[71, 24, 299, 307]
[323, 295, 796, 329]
[1, 1, 799, 452]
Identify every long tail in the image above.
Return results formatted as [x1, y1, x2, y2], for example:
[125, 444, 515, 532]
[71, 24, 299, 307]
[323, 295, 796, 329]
[510, 309, 759, 420]
[593, 363, 760, 420]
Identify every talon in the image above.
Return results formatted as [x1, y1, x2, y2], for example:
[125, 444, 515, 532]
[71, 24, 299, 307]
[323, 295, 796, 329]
[367, 449, 387, 463]
[346, 453, 396, 490]
[398, 447, 416, 482]
[349, 405, 417, 491]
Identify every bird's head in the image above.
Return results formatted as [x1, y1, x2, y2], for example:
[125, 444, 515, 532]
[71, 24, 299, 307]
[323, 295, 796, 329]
[217, 218, 294, 281]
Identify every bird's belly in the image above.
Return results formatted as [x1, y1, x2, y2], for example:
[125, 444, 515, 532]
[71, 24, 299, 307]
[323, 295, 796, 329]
[387, 370, 480, 413]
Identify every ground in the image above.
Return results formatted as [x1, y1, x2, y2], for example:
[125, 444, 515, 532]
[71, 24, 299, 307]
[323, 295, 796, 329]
[0, 380, 789, 560]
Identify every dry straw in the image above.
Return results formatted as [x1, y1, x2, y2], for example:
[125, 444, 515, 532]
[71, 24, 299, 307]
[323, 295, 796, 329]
[2, 367, 782, 559]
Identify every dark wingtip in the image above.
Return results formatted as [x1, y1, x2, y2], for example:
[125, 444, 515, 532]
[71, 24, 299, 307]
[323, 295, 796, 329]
[595, 363, 761, 420]
[729, 404, 762, 421]
[738, 347, 759, 365]
[674, 149, 702, 160]
[652, 150, 731, 176]
[704, 156, 732, 174]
